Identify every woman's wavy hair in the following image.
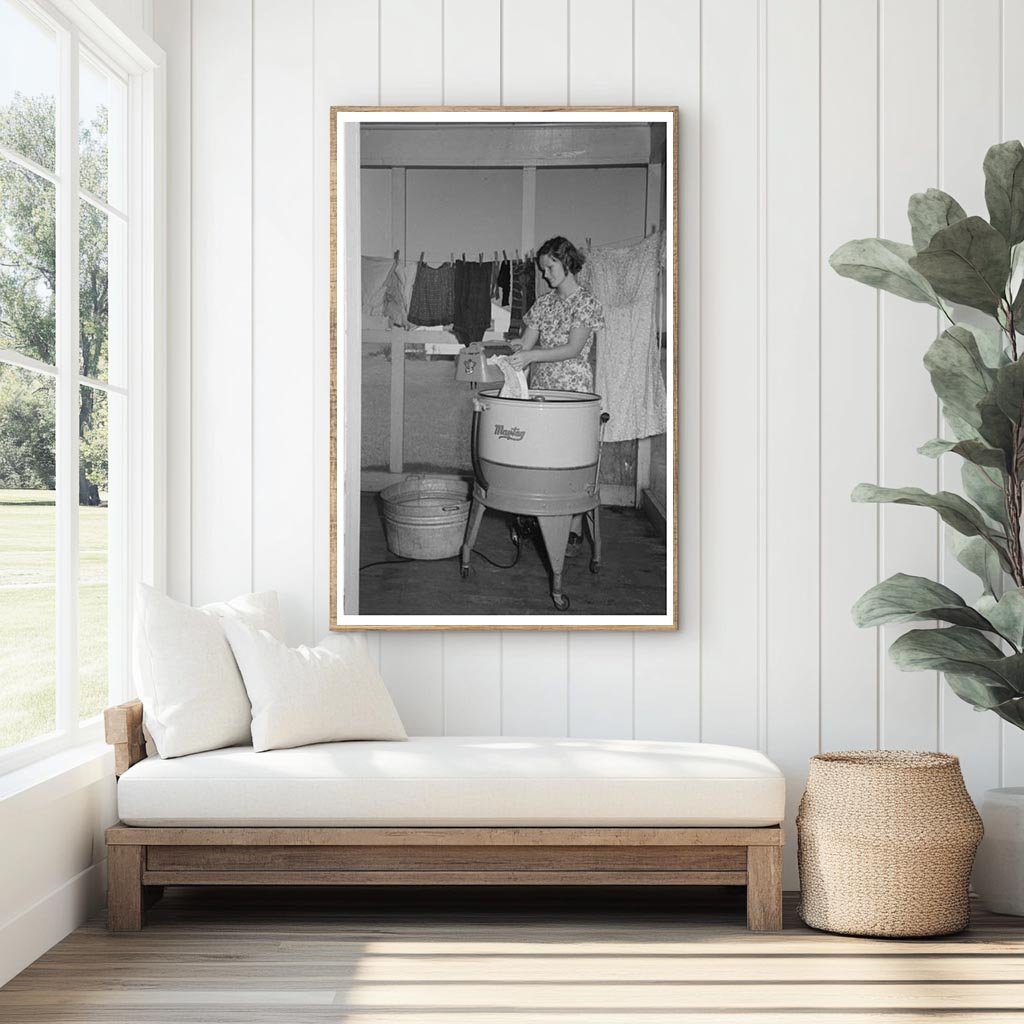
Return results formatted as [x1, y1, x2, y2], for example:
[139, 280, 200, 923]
[536, 236, 586, 275]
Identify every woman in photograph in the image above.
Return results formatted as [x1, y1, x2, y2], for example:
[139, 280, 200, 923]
[507, 236, 605, 392]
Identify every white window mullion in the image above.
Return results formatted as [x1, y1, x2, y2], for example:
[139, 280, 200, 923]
[55, 24, 81, 734]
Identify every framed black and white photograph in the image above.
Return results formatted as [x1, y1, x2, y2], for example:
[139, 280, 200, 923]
[330, 107, 678, 630]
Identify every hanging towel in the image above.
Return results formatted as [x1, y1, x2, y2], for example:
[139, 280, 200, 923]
[505, 259, 536, 340]
[408, 261, 455, 327]
[361, 256, 411, 328]
[580, 232, 666, 442]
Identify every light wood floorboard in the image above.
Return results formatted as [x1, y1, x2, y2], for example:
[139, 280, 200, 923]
[2, 887, 1024, 1021]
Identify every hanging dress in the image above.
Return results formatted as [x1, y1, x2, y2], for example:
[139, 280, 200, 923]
[580, 232, 666, 442]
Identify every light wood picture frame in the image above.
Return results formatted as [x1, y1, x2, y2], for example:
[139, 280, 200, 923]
[330, 107, 678, 631]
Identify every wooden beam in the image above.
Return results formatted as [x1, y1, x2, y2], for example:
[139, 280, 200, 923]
[361, 125, 653, 168]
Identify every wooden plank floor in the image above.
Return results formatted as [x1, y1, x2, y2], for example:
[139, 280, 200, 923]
[3, 885, 1024, 1022]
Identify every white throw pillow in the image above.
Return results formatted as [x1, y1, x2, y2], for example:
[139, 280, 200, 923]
[223, 621, 407, 752]
[133, 584, 283, 758]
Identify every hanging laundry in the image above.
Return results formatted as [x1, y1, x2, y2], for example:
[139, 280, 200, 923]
[495, 260, 511, 306]
[361, 255, 410, 328]
[505, 259, 536, 340]
[408, 261, 455, 327]
[452, 260, 493, 346]
[580, 232, 666, 443]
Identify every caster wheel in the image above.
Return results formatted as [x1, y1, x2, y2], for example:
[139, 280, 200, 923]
[460, 566, 470, 579]
[589, 560, 600, 574]
[552, 594, 570, 611]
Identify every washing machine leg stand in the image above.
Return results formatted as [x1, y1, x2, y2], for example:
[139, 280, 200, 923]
[585, 506, 601, 573]
[537, 515, 573, 611]
[460, 498, 486, 577]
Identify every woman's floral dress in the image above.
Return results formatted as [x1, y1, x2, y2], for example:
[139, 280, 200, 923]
[522, 286, 605, 393]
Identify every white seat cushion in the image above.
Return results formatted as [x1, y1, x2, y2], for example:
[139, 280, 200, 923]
[117, 736, 785, 827]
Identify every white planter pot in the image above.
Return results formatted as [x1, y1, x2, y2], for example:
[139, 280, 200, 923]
[973, 787, 1024, 916]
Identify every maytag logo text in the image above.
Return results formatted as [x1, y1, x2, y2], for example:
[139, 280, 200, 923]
[493, 424, 526, 442]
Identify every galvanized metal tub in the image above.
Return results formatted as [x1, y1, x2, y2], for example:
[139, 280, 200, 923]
[379, 475, 472, 560]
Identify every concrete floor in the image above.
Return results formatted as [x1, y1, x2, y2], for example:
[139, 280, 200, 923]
[358, 491, 666, 616]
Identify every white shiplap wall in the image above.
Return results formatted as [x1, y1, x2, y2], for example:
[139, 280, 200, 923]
[155, 0, 1024, 885]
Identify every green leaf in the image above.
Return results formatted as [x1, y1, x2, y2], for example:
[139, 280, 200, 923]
[977, 391, 1016, 459]
[908, 188, 968, 251]
[950, 533, 1004, 597]
[909, 216, 1011, 315]
[830, 238, 944, 307]
[942, 407, 983, 442]
[918, 438, 1007, 470]
[984, 140, 1024, 246]
[977, 589, 1024, 649]
[852, 573, 995, 630]
[993, 358, 1024, 423]
[944, 672, 1024, 716]
[962, 461, 1009, 527]
[967, 322, 1012, 368]
[889, 627, 1024, 702]
[851, 483, 1011, 567]
[923, 326, 997, 428]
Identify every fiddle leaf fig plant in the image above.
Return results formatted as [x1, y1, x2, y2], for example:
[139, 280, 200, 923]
[832, 140, 1024, 731]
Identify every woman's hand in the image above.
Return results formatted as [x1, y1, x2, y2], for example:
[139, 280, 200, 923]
[508, 350, 534, 371]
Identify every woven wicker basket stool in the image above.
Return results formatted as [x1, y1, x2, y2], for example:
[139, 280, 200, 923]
[797, 751, 983, 938]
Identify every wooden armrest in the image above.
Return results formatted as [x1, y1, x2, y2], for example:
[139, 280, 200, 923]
[104, 699, 149, 776]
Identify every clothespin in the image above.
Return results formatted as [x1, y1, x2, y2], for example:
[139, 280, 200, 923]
[649, 224, 656, 236]
[515, 249, 520, 259]
[478, 252, 483, 263]
[493, 251, 498, 263]
[502, 249, 508, 261]
[393, 249, 400, 261]
[419, 251, 425, 264]
[461, 252, 466, 262]
[586, 236, 592, 250]
[450, 252, 454, 263]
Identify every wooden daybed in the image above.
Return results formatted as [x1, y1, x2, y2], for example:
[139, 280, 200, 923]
[104, 700, 785, 932]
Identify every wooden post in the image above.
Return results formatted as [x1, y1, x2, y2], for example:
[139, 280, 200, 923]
[390, 338, 405, 474]
[107, 845, 145, 932]
[746, 844, 783, 931]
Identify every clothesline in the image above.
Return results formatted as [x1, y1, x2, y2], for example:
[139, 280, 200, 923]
[363, 228, 661, 266]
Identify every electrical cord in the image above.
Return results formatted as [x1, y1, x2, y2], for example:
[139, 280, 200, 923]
[359, 534, 522, 572]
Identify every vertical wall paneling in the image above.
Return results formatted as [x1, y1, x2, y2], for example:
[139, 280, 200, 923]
[253, 0, 315, 646]
[632, 0, 701, 742]
[568, 0, 632, 104]
[764, 0, 821, 883]
[440, 0, 504, 735]
[377, 0, 447, 708]
[819, 0, 880, 752]
[380, 0, 443, 105]
[380, 633, 445, 734]
[442, 0, 501, 106]
[938, 0, 1002, 794]
[312, 0, 379, 639]
[497, 0, 571, 727]
[154, 0, 190, 604]
[501, 633, 569, 736]
[878, 0, 941, 751]
[1001, 0, 1024, 785]
[563, 0, 635, 737]
[444, 639, 502, 734]
[500, 0, 569, 105]
[568, 634, 635, 738]
[698, 0, 761, 749]
[189, 0, 253, 605]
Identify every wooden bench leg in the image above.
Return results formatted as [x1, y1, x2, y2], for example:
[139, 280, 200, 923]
[746, 845, 783, 931]
[107, 845, 145, 931]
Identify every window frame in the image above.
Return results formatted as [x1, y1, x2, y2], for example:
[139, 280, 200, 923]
[0, 0, 164, 776]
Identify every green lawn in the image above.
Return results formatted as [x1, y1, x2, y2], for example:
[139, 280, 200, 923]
[0, 489, 109, 751]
